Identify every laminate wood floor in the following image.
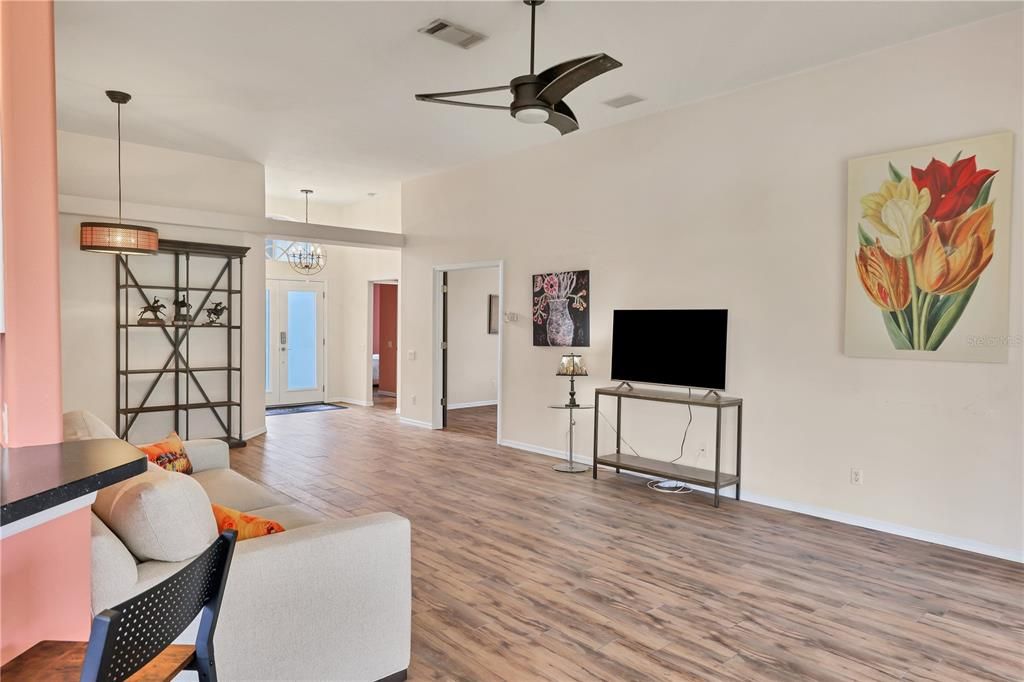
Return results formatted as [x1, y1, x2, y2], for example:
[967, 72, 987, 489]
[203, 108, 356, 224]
[232, 404, 1023, 681]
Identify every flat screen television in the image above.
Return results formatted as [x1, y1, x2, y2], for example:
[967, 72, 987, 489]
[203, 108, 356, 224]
[611, 309, 728, 390]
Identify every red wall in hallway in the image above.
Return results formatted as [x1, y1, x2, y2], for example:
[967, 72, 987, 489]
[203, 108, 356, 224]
[376, 284, 397, 394]
[372, 285, 381, 356]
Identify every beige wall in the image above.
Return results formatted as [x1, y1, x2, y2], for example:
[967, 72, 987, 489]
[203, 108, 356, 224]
[446, 267, 499, 407]
[400, 14, 1023, 559]
[58, 132, 270, 442]
[59, 131, 266, 217]
[60, 215, 266, 443]
[267, 245, 400, 406]
[266, 184, 401, 233]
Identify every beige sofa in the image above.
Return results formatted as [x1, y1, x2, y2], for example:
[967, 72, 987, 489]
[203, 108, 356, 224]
[65, 411, 411, 682]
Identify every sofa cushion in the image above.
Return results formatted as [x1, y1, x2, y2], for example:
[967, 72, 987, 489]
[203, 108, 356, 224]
[93, 467, 217, 562]
[247, 504, 324, 531]
[90, 513, 138, 614]
[213, 503, 286, 541]
[63, 410, 118, 441]
[192, 468, 290, 511]
[138, 431, 193, 474]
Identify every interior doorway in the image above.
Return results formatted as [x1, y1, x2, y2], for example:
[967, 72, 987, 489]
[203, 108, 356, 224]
[265, 278, 325, 406]
[433, 262, 503, 441]
[371, 281, 398, 408]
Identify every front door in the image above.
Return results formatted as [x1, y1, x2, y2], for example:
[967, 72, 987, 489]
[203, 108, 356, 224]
[266, 279, 325, 406]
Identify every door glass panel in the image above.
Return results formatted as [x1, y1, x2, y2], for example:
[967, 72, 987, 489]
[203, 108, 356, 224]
[286, 290, 317, 390]
[265, 289, 272, 393]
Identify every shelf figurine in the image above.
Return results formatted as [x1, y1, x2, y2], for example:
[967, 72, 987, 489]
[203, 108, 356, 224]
[173, 295, 193, 325]
[203, 301, 228, 326]
[137, 297, 167, 326]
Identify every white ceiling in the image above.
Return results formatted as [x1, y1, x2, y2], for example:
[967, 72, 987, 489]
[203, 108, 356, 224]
[55, 1, 1017, 206]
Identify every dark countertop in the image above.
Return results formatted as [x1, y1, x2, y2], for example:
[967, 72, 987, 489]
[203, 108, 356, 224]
[1, 439, 147, 526]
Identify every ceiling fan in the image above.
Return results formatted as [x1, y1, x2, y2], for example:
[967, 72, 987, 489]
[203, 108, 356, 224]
[415, 0, 622, 135]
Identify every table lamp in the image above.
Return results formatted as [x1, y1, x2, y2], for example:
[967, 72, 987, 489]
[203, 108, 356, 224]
[556, 353, 587, 407]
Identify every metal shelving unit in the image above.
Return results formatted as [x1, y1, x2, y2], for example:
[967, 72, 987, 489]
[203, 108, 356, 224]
[116, 239, 249, 447]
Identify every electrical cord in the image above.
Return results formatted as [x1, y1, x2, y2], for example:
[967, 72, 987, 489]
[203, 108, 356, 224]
[669, 388, 693, 464]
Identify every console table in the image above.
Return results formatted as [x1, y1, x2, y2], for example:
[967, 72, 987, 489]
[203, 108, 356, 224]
[592, 386, 742, 507]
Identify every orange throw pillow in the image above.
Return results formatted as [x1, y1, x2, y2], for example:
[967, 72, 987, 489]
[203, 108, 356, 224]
[138, 432, 193, 474]
[212, 504, 285, 541]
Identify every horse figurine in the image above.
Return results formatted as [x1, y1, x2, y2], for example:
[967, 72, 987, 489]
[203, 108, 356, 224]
[204, 301, 228, 325]
[138, 297, 167, 321]
[173, 295, 193, 323]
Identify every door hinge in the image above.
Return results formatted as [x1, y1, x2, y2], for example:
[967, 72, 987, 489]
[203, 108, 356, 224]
[441, 397, 446, 406]
[442, 285, 448, 294]
[441, 341, 448, 350]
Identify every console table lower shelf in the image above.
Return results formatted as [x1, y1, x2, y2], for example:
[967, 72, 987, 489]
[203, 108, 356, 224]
[594, 454, 739, 491]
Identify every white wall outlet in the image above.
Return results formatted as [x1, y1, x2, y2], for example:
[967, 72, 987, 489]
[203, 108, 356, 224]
[850, 468, 864, 485]
[407, 350, 416, 361]
[504, 312, 519, 323]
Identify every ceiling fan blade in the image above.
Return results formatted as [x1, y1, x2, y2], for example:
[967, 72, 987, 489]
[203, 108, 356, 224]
[536, 54, 622, 106]
[415, 85, 510, 111]
[545, 100, 579, 136]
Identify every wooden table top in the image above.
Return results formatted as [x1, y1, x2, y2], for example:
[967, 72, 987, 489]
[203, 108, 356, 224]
[1, 641, 195, 681]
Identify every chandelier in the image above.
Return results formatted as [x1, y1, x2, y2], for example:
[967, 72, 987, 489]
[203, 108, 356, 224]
[288, 189, 326, 276]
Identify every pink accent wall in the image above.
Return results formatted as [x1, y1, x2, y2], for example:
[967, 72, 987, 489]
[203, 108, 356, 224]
[0, 508, 93, 663]
[1, 0, 63, 448]
[0, 0, 90, 665]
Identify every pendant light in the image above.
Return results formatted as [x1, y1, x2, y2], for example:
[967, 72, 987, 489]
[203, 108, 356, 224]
[80, 90, 159, 255]
[287, 189, 326, 276]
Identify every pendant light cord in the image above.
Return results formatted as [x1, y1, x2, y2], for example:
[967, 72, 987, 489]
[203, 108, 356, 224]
[305, 192, 309, 223]
[116, 102, 122, 224]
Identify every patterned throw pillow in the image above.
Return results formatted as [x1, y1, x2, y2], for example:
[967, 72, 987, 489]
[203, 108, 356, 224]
[137, 432, 193, 474]
[212, 504, 285, 541]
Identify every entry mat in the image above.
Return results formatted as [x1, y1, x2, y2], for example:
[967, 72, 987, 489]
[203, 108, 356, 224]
[266, 403, 350, 416]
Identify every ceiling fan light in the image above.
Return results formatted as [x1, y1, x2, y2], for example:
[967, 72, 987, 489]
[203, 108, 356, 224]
[514, 107, 549, 124]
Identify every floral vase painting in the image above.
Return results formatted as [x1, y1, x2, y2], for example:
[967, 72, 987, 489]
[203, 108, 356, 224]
[844, 132, 1014, 362]
[533, 270, 589, 347]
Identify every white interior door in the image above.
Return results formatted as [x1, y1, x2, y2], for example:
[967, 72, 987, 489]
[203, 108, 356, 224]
[265, 279, 325, 406]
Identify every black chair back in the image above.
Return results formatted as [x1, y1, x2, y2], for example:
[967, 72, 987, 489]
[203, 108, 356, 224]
[80, 530, 237, 682]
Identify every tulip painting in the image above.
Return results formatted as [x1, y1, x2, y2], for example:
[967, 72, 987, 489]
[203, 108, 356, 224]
[844, 133, 1013, 363]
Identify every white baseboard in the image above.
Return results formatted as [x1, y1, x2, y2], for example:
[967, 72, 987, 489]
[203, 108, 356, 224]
[449, 400, 498, 410]
[242, 426, 267, 440]
[499, 439, 566, 460]
[738, 491, 1022, 563]
[497, 438, 1021, 563]
[376, 390, 397, 397]
[328, 396, 372, 407]
[399, 416, 433, 429]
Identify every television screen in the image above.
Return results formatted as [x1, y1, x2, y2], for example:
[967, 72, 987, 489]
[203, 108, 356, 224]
[611, 309, 728, 389]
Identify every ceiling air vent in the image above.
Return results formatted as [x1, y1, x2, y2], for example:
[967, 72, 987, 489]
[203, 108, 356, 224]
[604, 94, 646, 109]
[418, 19, 487, 49]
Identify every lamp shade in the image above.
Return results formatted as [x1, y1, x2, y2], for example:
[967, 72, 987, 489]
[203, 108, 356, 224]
[556, 353, 587, 377]
[80, 222, 159, 255]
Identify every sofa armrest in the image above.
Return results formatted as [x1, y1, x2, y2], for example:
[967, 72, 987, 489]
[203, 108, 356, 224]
[183, 438, 230, 472]
[215, 512, 411, 681]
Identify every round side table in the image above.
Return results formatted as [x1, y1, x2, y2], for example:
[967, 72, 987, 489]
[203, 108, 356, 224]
[548, 403, 594, 473]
